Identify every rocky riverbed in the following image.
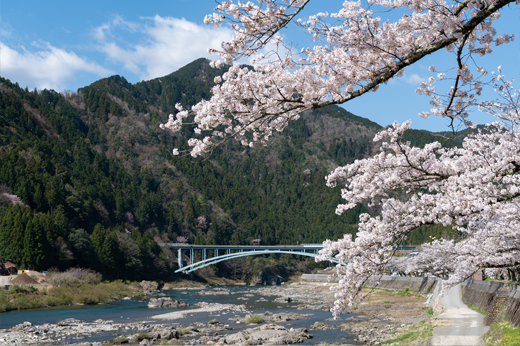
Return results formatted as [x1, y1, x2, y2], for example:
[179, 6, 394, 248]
[0, 280, 431, 345]
[0, 309, 312, 345]
[250, 281, 433, 345]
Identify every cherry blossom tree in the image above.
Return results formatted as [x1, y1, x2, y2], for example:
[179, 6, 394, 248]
[161, 0, 520, 316]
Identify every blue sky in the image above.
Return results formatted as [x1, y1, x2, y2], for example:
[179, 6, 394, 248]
[1, 1, 519, 132]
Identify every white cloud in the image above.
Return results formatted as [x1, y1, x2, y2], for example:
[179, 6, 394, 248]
[0, 28, 13, 39]
[0, 42, 113, 91]
[94, 15, 234, 81]
[94, 15, 139, 42]
[0, 22, 14, 40]
[400, 72, 426, 85]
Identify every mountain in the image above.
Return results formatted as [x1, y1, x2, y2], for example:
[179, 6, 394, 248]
[0, 58, 459, 280]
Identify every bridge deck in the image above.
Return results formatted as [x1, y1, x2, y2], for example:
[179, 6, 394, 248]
[158, 243, 325, 251]
[159, 243, 417, 251]
[158, 243, 418, 273]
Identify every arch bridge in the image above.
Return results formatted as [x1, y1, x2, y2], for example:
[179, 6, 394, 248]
[158, 243, 418, 273]
[159, 243, 329, 273]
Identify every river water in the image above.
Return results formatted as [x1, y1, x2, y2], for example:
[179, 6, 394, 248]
[0, 286, 359, 345]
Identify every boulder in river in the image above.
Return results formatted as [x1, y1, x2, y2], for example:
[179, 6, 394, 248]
[11, 321, 32, 331]
[159, 328, 179, 340]
[140, 280, 159, 293]
[56, 318, 82, 326]
[148, 297, 189, 308]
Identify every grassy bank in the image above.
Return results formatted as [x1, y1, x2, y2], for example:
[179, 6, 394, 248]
[348, 286, 436, 346]
[384, 319, 436, 345]
[0, 268, 143, 313]
[0, 280, 140, 312]
[483, 322, 520, 345]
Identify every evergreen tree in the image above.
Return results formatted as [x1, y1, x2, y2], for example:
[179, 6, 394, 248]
[22, 218, 45, 270]
[68, 228, 97, 268]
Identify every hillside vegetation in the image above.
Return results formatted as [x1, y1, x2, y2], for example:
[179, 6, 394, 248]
[0, 58, 459, 281]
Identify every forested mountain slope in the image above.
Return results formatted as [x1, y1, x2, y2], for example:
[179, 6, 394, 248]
[0, 79, 168, 279]
[72, 58, 383, 244]
[0, 58, 459, 279]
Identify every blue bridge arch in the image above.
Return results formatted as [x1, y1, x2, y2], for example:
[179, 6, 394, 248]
[174, 249, 341, 273]
[158, 243, 417, 273]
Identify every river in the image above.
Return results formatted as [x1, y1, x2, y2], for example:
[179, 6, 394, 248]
[0, 285, 360, 345]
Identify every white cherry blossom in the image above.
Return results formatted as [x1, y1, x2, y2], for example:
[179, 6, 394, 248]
[161, 0, 515, 156]
[159, 0, 520, 316]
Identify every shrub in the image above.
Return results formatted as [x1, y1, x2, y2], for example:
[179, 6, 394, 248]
[113, 335, 129, 344]
[12, 297, 30, 309]
[0, 278, 135, 313]
[246, 314, 265, 324]
[178, 329, 192, 336]
[42, 296, 64, 307]
[0, 292, 10, 312]
[136, 333, 149, 341]
[8, 285, 37, 294]
[48, 268, 102, 287]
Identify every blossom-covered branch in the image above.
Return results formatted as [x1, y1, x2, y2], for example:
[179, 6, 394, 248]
[161, 0, 516, 157]
[160, 0, 520, 318]
[318, 80, 520, 314]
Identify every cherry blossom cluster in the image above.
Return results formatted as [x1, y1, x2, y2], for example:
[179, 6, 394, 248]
[159, 0, 520, 316]
[318, 84, 520, 314]
[204, 0, 309, 63]
[161, 0, 517, 157]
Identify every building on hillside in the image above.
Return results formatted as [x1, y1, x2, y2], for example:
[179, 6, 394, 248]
[1, 262, 17, 275]
[252, 239, 261, 246]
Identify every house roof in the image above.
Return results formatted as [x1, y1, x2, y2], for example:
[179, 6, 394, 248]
[3, 262, 16, 268]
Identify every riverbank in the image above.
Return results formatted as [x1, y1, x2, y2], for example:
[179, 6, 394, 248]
[6, 271, 520, 345]
[0, 269, 146, 313]
[0, 276, 439, 346]
[256, 280, 435, 345]
[0, 280, 142, 313]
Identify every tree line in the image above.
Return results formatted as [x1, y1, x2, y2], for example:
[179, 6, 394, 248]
[0, 59, 457, 280]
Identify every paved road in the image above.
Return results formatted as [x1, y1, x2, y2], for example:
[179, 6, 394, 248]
[430, 284, 488, 345]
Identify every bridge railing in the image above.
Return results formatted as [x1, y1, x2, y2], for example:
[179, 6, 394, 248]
[158, 243, 325, 250]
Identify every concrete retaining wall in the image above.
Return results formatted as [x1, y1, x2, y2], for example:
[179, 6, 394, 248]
[366, 276, 438, 293]
[461, 279, 520, 327]
[301, 274, 437, 293]
[301, 273, 520, 327]
[462, 279, 520, 299]
[301, 274, 338, 281]
[428, 282, 445, 314]
[0, 276, 12, 290]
